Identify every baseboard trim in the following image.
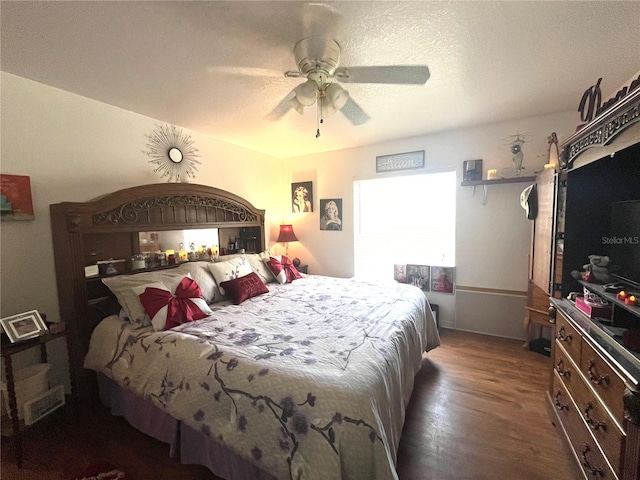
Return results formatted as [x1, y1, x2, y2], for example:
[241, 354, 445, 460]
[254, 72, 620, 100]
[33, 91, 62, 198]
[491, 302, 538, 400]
[456, 285, 527, 297]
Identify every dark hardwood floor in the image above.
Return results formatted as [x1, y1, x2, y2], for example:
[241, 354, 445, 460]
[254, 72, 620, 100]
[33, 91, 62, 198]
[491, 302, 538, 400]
[1, 329, 578, 480]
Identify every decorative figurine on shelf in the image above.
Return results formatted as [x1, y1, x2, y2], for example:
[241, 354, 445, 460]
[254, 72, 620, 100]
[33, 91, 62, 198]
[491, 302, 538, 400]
[503, 133, 532, 176]
[571, 255, 614, 284]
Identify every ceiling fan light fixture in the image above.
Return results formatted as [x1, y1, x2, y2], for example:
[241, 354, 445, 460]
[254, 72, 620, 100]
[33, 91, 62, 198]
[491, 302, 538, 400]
[294, 79, 318, 106]
[292, 97, 306, 115]
[319, 94, 338, 118]
[325, 83, 349, 110]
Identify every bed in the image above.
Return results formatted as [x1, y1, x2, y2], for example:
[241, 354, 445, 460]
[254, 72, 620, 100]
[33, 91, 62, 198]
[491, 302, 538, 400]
[50, 183, 439, 480]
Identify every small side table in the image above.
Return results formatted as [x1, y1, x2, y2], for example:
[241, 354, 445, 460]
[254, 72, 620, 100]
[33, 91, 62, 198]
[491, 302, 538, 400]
[297, 264, 308, 274]
[1, 330, 67, 468]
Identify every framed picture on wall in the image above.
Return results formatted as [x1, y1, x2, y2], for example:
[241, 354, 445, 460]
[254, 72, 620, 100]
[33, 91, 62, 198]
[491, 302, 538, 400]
[393, 264, 407, 283]
[430, 266, 455, 294]
[292, 181, 313, 212]
[0, 174, 35, 221]
[406, 264, 430, 291]
[319, 198, 342, 230]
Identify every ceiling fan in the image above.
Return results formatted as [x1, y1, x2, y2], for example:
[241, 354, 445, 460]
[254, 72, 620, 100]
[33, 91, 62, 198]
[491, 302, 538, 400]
[267, 35, 430, 136]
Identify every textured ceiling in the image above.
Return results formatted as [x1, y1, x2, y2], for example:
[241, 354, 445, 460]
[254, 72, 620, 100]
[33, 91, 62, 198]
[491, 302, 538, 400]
[2, 1, 639, 158]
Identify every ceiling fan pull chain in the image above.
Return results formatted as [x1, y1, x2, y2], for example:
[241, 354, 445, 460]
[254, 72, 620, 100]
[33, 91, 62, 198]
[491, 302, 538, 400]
[316, 89, 321, 138]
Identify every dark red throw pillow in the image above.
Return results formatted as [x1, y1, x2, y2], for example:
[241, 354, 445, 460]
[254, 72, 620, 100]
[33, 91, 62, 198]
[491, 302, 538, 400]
[220, 272, 269, 305]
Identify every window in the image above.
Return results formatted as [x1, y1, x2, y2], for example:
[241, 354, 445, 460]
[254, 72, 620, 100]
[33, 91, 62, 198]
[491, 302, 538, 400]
[353, 171, 456, 280]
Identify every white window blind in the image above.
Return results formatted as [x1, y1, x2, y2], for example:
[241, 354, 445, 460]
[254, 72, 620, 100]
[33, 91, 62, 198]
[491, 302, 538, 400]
[353, 171, 456, 280]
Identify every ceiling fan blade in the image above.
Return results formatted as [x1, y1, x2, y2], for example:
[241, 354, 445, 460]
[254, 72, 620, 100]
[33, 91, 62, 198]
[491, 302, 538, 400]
[340, 97, 370, 125]
[302, 3, 340, 38]
[265, 90, 298, 121]
[335, 66, 430, 85]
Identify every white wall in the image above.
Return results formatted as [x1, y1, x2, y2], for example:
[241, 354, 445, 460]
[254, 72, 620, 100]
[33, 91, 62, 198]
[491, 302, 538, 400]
[1, 71, 579, 397]
[0, 73, 285, 392]
[282, 111, 579, 334]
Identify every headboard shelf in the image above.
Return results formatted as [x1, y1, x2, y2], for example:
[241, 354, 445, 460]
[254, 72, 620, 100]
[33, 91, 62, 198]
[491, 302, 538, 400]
[50, 183, 266, 400]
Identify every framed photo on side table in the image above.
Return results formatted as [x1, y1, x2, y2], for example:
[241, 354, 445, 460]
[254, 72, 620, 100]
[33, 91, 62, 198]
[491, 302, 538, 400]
[0, 310, 48, 343]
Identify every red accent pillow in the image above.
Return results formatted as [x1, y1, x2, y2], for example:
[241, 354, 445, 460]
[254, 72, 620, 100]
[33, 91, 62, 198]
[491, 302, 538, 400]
[220, 272, 269, 305]
[266, 255, 302, 284]
[138, 276, 212, 330]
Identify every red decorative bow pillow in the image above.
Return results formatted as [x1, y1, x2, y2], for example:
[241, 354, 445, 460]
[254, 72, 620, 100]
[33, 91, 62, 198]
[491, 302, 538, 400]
[138, 276, 212, 331]
[265, 255, 302, 284]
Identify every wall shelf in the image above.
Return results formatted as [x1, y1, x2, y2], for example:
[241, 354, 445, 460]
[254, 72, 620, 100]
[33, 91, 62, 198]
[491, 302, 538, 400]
[460, 175, 536, 187]
[461, 175, 536, 205]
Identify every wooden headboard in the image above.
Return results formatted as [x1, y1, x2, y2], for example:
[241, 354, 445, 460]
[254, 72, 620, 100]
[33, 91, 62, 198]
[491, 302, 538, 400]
[50, 183, 266, 399]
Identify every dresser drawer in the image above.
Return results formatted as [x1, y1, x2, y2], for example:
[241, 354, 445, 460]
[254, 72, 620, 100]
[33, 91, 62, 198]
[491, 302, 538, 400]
[569, 364, 626, 475]
[580, 340, 627, 426]
[552, 372, 617, 479]
[554, 341, 580, 396]
[555, 313, 582, 365]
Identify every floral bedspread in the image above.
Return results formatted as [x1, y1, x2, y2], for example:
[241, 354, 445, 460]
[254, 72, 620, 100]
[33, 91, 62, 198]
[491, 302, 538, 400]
[84, 275, 439, 480]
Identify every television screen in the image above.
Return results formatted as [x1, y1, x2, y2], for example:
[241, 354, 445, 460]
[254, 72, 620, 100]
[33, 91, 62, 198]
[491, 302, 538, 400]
[608, 200, 640, 289]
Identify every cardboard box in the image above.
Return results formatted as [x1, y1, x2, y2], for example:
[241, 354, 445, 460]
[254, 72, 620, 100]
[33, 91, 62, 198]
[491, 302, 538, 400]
[575, 296, 611, 319]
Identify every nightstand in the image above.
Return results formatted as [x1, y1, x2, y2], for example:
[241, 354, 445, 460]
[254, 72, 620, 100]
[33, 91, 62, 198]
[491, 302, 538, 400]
[1, 329, 68, 468]
[297, 265, 308, 274]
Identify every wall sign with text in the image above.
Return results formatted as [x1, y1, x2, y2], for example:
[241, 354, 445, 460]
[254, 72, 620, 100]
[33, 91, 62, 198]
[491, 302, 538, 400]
[376, 150, 425, 173]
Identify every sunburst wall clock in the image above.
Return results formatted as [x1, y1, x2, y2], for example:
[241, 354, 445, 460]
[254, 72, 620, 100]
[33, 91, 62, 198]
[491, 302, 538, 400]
[145, 124, 200, 183]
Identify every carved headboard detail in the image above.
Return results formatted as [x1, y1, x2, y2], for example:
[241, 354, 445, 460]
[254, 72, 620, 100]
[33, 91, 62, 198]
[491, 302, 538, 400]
[92, 194, 259, 227]
[50, 183, 266, 400]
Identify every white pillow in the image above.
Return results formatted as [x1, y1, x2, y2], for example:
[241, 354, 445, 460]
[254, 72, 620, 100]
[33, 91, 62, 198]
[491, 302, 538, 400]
[174, 261, 221, 303]
[215, 251, 274, 284]
[102, 271, 189, 328]
[247, 252, 277, 284]
[207, 257, 253, 295]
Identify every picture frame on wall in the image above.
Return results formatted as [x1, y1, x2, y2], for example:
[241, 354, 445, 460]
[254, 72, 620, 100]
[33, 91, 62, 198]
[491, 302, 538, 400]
[393, 264, 407, 283]
[0, 174, 35, 221]
[0, 310, 48, 343]
[292, 181, 313, 212]
[319, 198, 342, 230]
[430, 266, 455, 294]
[406, 264, 430, 291]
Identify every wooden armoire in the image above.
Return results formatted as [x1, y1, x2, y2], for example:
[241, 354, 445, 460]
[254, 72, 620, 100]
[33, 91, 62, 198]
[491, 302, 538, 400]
[527, 87, 640, 479]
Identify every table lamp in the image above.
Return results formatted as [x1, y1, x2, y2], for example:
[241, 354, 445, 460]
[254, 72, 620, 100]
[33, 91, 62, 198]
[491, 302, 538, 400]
[276, 224, 298, 256]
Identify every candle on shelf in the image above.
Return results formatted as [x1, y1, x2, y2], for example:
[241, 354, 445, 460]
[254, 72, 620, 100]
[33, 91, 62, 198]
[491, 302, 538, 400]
[625, 295, 637, 306]
[487, 169, 497, 180]
[617, 290, 627, 301]
[178, 250, 188, 262]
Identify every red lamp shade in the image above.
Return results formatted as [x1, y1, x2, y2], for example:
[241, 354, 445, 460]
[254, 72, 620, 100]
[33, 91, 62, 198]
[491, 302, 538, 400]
[276, 224, 298, 243]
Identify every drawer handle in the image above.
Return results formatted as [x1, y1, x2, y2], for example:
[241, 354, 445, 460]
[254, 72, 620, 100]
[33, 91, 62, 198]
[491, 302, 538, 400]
[581, 444, 604, 477]
[584, 402, 607, 432]
[557, 326, 572, 342]
[555, 359, 570, 378]
[554, 390, 569, 411]
[588, 360, 610, 386]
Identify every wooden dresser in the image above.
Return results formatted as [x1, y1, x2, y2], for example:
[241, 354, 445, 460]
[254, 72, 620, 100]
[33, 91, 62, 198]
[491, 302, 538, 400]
[549, 299, 640, 479]
[530, 87, 640, 478]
